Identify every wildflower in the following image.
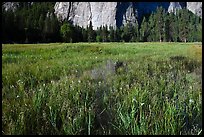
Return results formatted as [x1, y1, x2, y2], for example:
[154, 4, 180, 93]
[17, 79, 24, 85]
[16, 95, 20, 98]
[88, 81, 91, 86]
[78, 80, 81, 83]
[126, 84, 129, 89]
[132, 97, 136, 102]
[141, 103, 145, 106]
[189, 99, 194, 104]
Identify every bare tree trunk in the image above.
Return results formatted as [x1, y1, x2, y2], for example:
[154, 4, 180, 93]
[184, 38, 187, 43]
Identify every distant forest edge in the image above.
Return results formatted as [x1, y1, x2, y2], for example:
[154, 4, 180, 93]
[2, 2, 202, 44]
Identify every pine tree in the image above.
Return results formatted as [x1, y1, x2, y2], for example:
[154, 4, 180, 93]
[178, 8, 189, 42]
[49, 13, 60, 42]
[164, 14, 171, 42]
[133, 21, 139, 42]
[147, 13, 156, 42]
[87, 21, 96, 42]
[60, 21, 74, 43]
[170, 13, 179, 42]
[38, 14, 44, 31]
[102, 25, 109, 42]
[122, 23, 129, 42]
[96, 26, 103, 42]
[140, 17, 149, 42]
[155, 7, 166, 42]
[196, 17, 202, 42]
[109, 25, 115, 42]
[82, 27, 88, 42]
[115, 27, 121, 42]
[43, 16, 50, 42]
[122, 23, 135, 42]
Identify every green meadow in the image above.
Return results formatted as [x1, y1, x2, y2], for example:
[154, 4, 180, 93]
[2, 42, 202, 135]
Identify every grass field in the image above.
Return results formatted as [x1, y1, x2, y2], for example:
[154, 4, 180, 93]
[2, 42, 202, 135]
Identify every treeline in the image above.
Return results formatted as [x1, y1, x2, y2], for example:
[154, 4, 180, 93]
[2, 3, 202, 43]
[2, 2, 61, 43]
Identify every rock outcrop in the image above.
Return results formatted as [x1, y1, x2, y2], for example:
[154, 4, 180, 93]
[187, 2, 202, 18]
[168, 2, 182, 14]
[121, 2, 138, 26]
[54, 2, 140, 29]
[2, 2, 34, 11]
[2, 2, 19, 11]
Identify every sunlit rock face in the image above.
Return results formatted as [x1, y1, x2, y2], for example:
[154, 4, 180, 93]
[168, 2, 182, 14]
[2, 2, 19, 11]
[2, 2, 33, 11]
[54, 2, 140, 29]
[54, 2, 118, 29]
[54, 2, 179, 29]
[187, 2, 202, 18]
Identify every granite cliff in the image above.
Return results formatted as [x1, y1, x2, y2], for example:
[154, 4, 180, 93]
[54, 2, 202, 29]
[2, 2, 202, 30]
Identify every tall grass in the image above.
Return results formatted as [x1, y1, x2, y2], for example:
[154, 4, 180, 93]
[2, 42, 202, 135]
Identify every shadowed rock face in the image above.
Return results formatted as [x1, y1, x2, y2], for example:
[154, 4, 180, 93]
[133, 2, 170, 23]
[116, 2, 138, 27]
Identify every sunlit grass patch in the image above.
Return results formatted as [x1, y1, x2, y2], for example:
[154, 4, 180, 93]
[187, 44, 202, 62]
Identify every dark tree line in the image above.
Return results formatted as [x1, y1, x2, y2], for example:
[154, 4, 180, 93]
[2, 4, 202, 44]
[138, 7, 202, 42]
[2, 2, 61, 43]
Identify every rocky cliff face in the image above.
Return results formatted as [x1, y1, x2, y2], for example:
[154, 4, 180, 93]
[187, 2, 202, 18]
[3, 2, 202, 29]
[168, 2, 182, 14]
[2, 2, 19, 11]
[2, 2, 33, 11]
[54, 2, 171, 29]
[55, 2, 124, 29]
[55, 2, 202, 29]
[54, 2, 140, 29]
[54, 2, 118, 29]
